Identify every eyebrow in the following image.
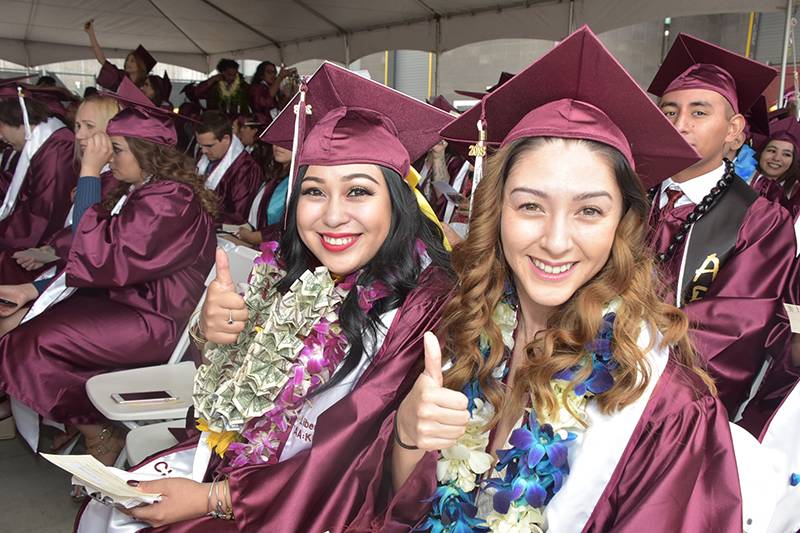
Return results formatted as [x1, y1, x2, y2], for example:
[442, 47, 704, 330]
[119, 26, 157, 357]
[510, 187, 612, 201]
[660, 100, 713, 108]
[302, 173, 380, 185]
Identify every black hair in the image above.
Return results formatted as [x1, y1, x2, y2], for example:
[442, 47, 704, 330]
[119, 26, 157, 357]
[216, 58, 239, 73]
[277, 165, 452, 393]
[0, 97, 50, 127]
[196, 110, 233, 140]
[145, 74, 164, 106]
[83, 86, 99, 99]
[252, 61, 277, 85]
[36, 76, 57, 87]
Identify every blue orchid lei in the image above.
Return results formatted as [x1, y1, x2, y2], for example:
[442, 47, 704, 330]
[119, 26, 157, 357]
[419, 294, 618, 533]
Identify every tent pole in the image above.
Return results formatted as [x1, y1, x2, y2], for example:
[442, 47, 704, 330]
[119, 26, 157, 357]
[568, 0, 576, 34]
[344, 34, 351, 68]
[779, 0, 794, 106]
[434, 17, 441, 95]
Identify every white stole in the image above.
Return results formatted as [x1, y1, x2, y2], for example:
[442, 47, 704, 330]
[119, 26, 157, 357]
[443, 161, 471, 224]
[0, 117, 66, 221]
[247, 182, 267, 229]
[544, 327, 669, 531]
[198, 135, 245, 191]
[280, 308, 398, 461]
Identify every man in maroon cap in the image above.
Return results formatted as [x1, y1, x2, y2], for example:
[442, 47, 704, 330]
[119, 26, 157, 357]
[194, 110, 263, 226]
[647, 33, 796, 420]
[0, 85, 76, 252]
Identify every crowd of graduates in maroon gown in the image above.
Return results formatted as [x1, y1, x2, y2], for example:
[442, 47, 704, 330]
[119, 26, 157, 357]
[0, 18, 798, 533]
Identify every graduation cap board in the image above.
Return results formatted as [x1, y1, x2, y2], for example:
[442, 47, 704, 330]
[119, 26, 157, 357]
[260, 61, 455, 237]
[440, 25, 701, 192]
[649, 33, 776, 114]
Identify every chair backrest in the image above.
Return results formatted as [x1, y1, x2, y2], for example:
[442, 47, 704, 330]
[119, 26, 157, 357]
[165, 241, 259, 364]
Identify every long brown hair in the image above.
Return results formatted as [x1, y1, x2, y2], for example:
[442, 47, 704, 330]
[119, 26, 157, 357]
[103, 137, 219, 218]
[441, 137, 714, 428]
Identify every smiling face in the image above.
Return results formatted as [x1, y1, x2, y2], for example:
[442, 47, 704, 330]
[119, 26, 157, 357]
[500, 140, 624, 312]
[759, 139, 795, 180]
[296, 163, 392, 277]
[109, 136, 145, 184]
[659, 88, 743, 181]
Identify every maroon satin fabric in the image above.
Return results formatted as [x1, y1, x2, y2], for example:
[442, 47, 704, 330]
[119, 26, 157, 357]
[739, 234, 800, 437]
[648, 195, 796, 415]
[0, 170, 119, 285]
[96, 60, 125, 91]
[750, 174, 784, 204]
[129, 266, 454, 533]
[347, 360, 742, 532]
[0, 180, 215, 425]
[0, 128, 77, 251]
[212, 151, 263, 225]
[248, 82, 277, 125]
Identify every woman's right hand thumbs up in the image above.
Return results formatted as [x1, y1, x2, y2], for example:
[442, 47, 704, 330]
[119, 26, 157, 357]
[199, 248, 248, 345]
[395, 332, 470, 451]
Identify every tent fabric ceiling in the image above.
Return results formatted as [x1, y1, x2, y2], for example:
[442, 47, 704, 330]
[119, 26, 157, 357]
[0, 0, 783, 72]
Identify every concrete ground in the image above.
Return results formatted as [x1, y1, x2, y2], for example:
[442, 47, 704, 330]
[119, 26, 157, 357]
[0, 432, 86, 533]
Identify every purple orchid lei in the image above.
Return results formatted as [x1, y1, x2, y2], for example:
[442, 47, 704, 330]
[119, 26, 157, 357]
[420, 293, 618, 532]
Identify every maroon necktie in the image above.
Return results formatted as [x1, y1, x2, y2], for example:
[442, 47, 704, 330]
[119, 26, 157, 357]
[650, 188, 696, 281]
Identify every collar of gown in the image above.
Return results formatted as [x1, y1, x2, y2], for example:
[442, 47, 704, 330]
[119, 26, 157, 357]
[659, 162, 725, 209]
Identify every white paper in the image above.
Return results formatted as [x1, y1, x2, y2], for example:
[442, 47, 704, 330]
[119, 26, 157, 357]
[784, 303, 800, 334]
[40, 453, 161, 509]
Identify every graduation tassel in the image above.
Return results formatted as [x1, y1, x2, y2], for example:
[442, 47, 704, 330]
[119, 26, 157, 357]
[17, 86, 31, 141]
[284, 81, 310, 228]
[467, 116, 487, 221]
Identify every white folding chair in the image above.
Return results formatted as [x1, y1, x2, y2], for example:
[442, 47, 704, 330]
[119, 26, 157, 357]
[85, 244, 259, 429]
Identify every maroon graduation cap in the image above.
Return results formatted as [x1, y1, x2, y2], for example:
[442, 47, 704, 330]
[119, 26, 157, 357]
[261, 61, 454, 179]
[132, 44, 157, 74]
[440, 25, 701, 189]
[648, 33, 776, 114]
[768, 116, 800, 152]
[103, 77, 196, 146]
[428, 95, 459, 115]
[455, 71, 515, 100]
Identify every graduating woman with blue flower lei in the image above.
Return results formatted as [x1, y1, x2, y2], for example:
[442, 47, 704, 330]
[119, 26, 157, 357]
[349, 27, 743, 533]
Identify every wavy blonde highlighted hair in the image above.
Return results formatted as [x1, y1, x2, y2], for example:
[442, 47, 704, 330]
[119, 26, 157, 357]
[73, 95, 121, 163]
[441, 137, 714, 427]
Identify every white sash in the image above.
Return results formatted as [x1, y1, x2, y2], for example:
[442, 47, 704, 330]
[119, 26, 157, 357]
[443, 161, 471, 224]
[762, 382, 800, 533]
[198, 135, 245, 191]
[280, 308, 397, 461]
[546, 327, 668, 531]
[247, 182, 267, 229]
[77, 434, 211, 533]
[0, 117, 66, 221]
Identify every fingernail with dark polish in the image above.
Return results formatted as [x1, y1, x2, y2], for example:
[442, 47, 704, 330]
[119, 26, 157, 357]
[126, 480, 139, 487]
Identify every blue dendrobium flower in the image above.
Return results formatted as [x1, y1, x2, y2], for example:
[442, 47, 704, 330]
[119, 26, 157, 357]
[791, 473, 800, 486]
[419, 485, 488, 533]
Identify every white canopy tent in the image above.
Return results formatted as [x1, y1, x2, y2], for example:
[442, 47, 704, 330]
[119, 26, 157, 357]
[0, 0, 787, 74]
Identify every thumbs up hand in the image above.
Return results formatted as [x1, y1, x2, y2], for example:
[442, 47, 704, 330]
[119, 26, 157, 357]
[395, 332, 470, 451]
[199, 248, 248, 345]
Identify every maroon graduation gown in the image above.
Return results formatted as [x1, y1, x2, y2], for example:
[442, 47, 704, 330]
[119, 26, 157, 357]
[89, 266, 453, 532]
[0, 180, 215, 425]
[95, 61, 127, 91]
[346, 359, 742, 533]
[0, 127, 77, 251]
[214, 151, 263, 226]
[0, 170, 119, 285]
[648, 195, 796, 415]
[248, 82, 278, 125]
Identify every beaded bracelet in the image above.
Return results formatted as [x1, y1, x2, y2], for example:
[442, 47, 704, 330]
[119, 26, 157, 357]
[393, 413, 419, 451]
